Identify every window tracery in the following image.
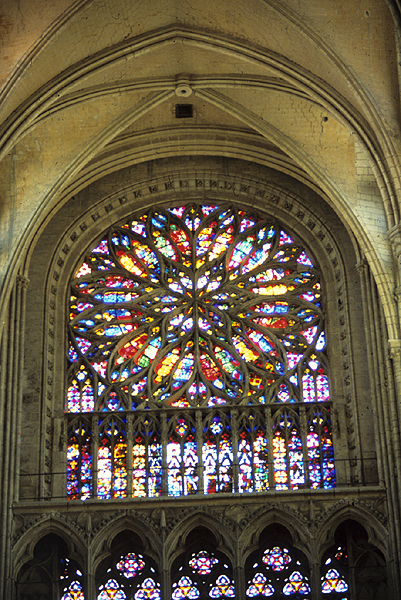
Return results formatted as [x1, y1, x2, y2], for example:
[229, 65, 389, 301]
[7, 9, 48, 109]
[95, 533, 161, 600]
[320, 520, 388, 600]
[16, 521, 388, 600]
[171, 528, 235, 600]
[16, 534, 85, 600]
[66, 203, 335, 499]
[245, 526, 311, 599]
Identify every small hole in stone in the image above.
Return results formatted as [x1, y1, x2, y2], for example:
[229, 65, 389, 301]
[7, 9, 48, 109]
[175, 104, 193, 118]
[322, 116, 328, 122]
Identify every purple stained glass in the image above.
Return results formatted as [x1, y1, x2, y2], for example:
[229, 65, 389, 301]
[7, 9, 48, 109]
[238, 416, 269, 494]
[189, 551, 219, 575]
[262, 547, 292, 571]
[67, 419, 92, 500]
[134, 578, 162, 600]
[97, 419, 127, 499]
[282, 571, 310, 595]
[66, 204, 334, 500]
[61, 580, 85, 600]
[272, 410, 306, 491]
[209, 574, 235, 598]
[321, 568, 348, 593]
[116, 553, 145, 578]
[203, 416, 234, 494]
[307, 407, 336, 489]
[246, 573, 275, 597]
[172, 576, 200, 599]
[167, 417, 198, 496]
[97, 579, 127, 600]
[288, 430, 305, 489]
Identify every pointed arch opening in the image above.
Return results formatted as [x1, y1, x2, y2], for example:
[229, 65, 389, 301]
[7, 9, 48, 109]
[66, 201, 335, 501]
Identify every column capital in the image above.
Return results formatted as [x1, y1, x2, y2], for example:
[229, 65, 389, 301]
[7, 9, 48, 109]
[388, 338, 401, 360]
[355, 257, 368, 274]
[16, 274, 29, 290]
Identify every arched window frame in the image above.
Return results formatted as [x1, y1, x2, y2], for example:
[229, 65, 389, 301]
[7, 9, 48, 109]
[94, 530, 161, 600]
[63, 201, 342, 500]
[15, 533, 85, 600]
[13, 159, 392, 597]
[244, 524, 312, 599]
[39, 174, 359, 502]
[170, 526, 235, 600]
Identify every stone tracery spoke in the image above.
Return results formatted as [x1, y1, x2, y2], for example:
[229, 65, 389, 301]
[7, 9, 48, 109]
[66, 202, 334, 499]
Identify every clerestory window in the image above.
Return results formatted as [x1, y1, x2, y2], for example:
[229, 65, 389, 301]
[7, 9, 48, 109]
[66, 203, 335, 500]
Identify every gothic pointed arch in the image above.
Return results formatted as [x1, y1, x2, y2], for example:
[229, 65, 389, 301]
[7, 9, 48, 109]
[65, 200, 337, 500]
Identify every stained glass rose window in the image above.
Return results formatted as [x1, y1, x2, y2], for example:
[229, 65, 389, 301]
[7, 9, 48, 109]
[66, 203, 335, 499]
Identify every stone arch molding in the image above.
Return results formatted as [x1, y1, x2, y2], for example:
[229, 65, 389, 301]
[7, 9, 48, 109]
[41, 162, 360, 502]
[11, 506, 389, 600]
[11, 513, 86, 580]
[165, 509, 237, 568]
[238, 505, 313, 562]
[91, 513, 162, 575]
[1, 26, 397, 327]
[315, 500, 389, 559]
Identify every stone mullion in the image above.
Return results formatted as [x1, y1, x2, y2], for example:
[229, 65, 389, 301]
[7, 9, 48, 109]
[1, 274, 29, 597]
[233, 523, 243, 600]
[126, 412, 133, 499]
[87, 515, 95, 600]
[266, 406, 274, 490]
[160, 510, 168, 600]
[195, 409, 203, 495]
[92, 415, 99, 499]
[299, 404, 309, 487]
[284, 410, 292, 489]
[309, 536, 321, 600]
[359, 265, 385, 487]
[347, 528, 357, 600]
[161, 409, 168, 497]
[231, 408, 239, 493]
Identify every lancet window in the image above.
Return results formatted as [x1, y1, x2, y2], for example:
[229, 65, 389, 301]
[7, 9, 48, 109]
[66, 203, 335, 499]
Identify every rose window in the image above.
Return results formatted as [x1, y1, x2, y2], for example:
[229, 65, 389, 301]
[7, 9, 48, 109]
[66, 203, 335, 500]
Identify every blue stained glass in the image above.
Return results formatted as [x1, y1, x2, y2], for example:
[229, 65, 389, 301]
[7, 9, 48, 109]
[67, 204, 334, 500]
[246, 573, 275, 597]
[202, 205, 219, 216]
[172, 576, 200, 599]
[189, 550, 219, 575]
[134, 578, 162, 599]
[209, 574, 235, 598]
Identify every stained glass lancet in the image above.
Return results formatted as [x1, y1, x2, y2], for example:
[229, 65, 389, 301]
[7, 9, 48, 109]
[66, 203, 335, 499]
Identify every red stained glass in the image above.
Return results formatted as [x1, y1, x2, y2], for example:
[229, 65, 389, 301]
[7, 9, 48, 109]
[116, 553, 145, 578]
[66, 204, 334, 500]
[189, 551, 219, 575]
[262, 547, 292, 571]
